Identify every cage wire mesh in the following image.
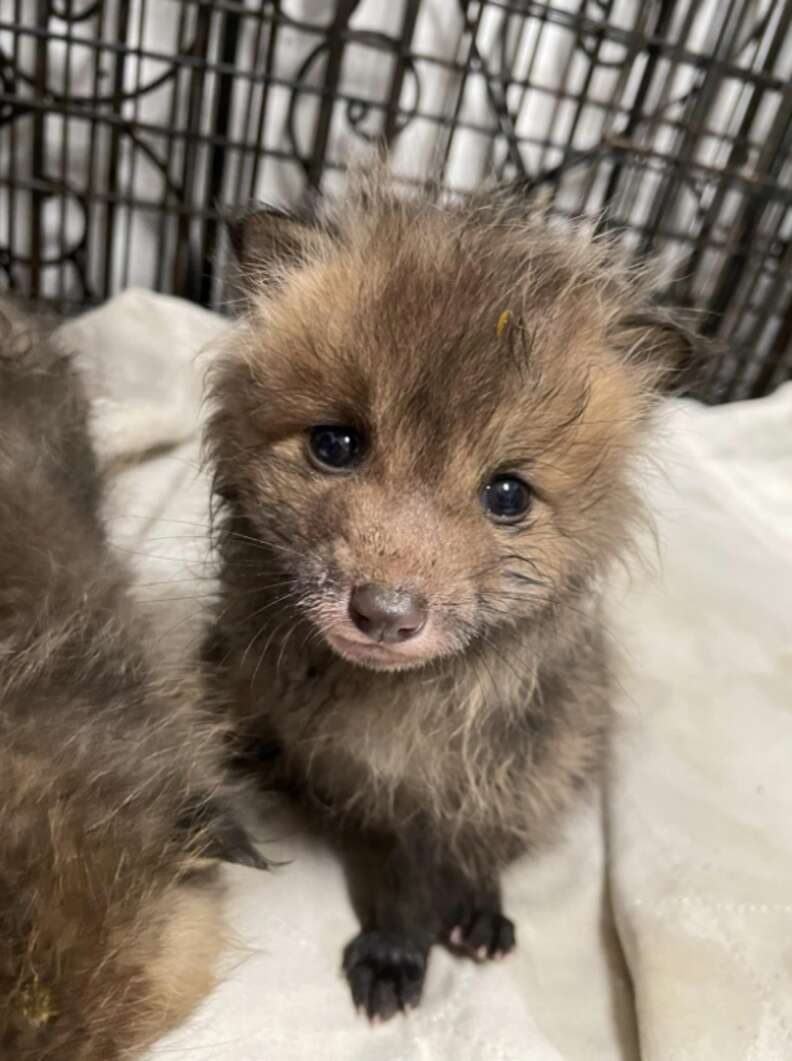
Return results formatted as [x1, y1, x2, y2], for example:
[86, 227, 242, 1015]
[0, 0, 790, 401]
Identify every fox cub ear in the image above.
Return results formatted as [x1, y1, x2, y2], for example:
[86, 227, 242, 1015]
[226, 206, 314, 272]
[614, 306, 712, 395]
[224, 196, 330, 304]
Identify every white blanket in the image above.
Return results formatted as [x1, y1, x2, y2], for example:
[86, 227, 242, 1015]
[58, 291, 792, 1061]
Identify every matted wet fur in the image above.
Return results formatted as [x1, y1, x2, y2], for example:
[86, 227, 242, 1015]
[205, 168, 695, 1020]
[0, 302, 266, 1060]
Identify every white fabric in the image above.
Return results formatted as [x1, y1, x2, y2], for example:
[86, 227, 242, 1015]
[57, 291, 792, 1061]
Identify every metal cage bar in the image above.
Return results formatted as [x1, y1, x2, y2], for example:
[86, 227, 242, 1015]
[0, 0, 789, 401]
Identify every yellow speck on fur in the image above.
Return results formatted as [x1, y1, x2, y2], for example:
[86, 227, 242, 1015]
[496, 309, 513, 338]
[19, 972, 57, 1027]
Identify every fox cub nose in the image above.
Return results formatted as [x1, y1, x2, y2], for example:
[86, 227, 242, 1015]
[348, 584, 427, 644]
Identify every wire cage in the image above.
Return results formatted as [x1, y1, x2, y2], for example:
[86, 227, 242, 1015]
[0, 0, 790, 402]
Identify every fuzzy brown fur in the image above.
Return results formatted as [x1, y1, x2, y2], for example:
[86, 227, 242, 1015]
[205, 170, 694, 1020]
[0, 303, 264, 1060]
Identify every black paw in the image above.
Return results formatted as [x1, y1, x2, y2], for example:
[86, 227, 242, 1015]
[342, 930, 428, 1021]
[447, 909, 515, 962]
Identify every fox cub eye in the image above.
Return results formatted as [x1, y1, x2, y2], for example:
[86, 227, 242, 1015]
[308, 426, 365, 472]
[482, 474, 532, 523]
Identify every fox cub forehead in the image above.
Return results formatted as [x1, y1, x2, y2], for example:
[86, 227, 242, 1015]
[228, 172, 693, 407]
